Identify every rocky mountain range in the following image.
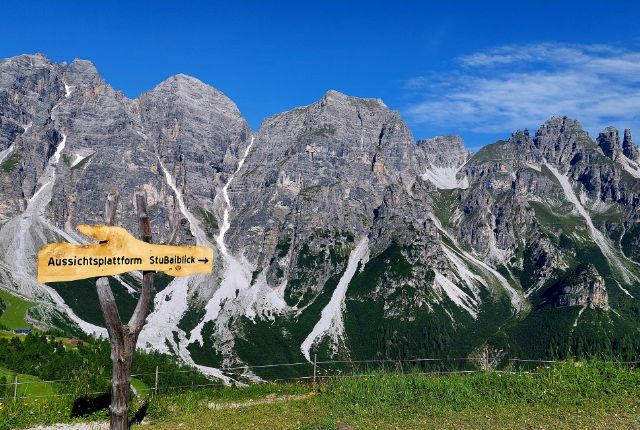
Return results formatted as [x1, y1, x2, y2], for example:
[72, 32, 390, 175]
[1, 54, 640, 380]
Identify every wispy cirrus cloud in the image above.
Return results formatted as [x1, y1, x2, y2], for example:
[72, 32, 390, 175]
[404, 43, 640, 136]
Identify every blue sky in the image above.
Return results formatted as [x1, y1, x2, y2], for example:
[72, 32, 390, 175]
[3, 1, 640, 150]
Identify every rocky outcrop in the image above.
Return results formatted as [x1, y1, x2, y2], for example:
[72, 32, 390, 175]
[554, 265, 608, 310]
[597, 127, 622, 161]
[623, 129, 639, 161]
[533, 116, 591, 165]
[0, 54, 66, 219]
[225, 89, 422, 299]
[415, 135, 469, 169]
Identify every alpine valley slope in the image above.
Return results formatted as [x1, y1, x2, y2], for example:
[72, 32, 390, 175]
[1, 54, 639, 381]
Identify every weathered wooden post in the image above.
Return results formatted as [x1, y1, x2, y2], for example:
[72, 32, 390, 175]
[96, 191, 155, 430]
[312, 354, 317, 390]
[12, 375, 17, 401]
[37, 189, 212, 429]
[154, 365, 159, 397]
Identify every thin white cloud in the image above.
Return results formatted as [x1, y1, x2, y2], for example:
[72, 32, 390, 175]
[405, 43, 640, 136]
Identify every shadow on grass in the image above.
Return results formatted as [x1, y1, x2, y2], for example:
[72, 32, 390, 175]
[71, 392, 110, 417]
[130, 402, 148, 426]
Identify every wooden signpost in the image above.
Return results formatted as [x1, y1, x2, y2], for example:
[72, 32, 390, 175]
[37, 191, 214, 430]
[37, 225, 213, 282]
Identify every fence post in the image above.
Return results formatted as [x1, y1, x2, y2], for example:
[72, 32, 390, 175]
[154, 366, 159, 397]
[13, 375, 17, 401]
[312, 354, 317, 390]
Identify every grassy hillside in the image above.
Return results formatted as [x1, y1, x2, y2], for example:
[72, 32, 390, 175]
[146, 360, 640, 429]
[2, 361, 639, 429]
[0, 366, 55, 398]
[0, 290, 32, 329]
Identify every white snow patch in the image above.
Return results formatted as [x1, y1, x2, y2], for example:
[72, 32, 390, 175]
[139, 277, 190, 353]
[0, 98, 107, 336]
[433, 271, 478, 318]
[64, 81, 72, 98]
[1, 131, 66, 280]
[441, 245, 485, 290]
[451, 208, 463, 225]
[619, 156, 640, 179]
[157, 158, 210, 247]
[429, 213, 524, 312]
[41, 284, 107, 337]
[70, 154, 86, 168]
[544, 163, 637, 284]
[216, 137, 255, 255]
[52, 133, 66, 164]
[0, 144, 15, 166]
[189, 255, 253, 346]
[112, 275, 136, 295]
[157, 152, 241, 380]
[188, 137, 256, 345]
[300, 237, 369, 361]
[138, 276, 233, 384]
[458, 247, 523, 311]
[615, 280, 634, 298]
[422, 166, 468, 189]
[573, 306, 587, 328]
[243, 271, 288, 321]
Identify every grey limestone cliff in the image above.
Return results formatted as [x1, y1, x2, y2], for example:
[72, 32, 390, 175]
[1, 54, 639, 372]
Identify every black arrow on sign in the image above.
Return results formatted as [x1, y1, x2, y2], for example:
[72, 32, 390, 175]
[198, 257, 209, 264]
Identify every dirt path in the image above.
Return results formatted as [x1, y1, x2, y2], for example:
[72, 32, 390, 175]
[24, 423, 107, 430]
[207, 393, 310, 410]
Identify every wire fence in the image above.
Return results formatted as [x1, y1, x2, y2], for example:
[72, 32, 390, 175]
[0, 356, 638, 401]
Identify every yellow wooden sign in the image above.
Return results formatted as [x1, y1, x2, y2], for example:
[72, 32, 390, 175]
[37, 225, 213, 283]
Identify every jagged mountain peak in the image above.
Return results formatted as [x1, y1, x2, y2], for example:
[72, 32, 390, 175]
[537, 115, 584, 130]
[508, 128, 532, 143]
[595, 125, 640, 163]
[262, 88, 408, 143]
[145, 73, 228, 101]
[323, 89, 348, 99]
[623, 128, 639, 161]
[417, 134, 464, 147]
[530, 116, 593, 165]
[67, 58, 100, 77]
[320, 89, 387, 109]
[2, 54, 98, 84]
[416, 135, 469, 169]
[597, 126, 623, 160]
[159, 73, 209, 88]
[141, 73, 247, 125]
[534, 116, 589, 144]
[1, 53, 53, 67]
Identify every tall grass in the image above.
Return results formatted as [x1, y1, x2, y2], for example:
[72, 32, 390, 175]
[2, 361, 639, 429]
[320, 360, 640, 418]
